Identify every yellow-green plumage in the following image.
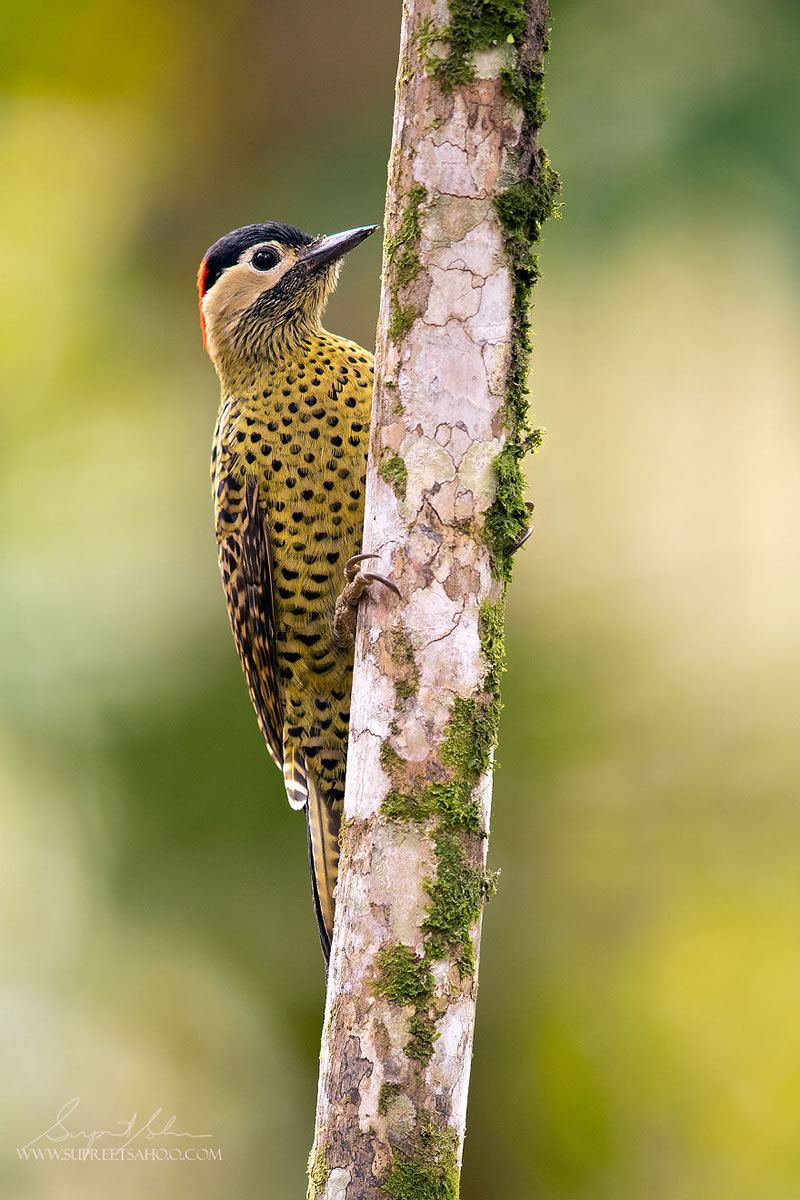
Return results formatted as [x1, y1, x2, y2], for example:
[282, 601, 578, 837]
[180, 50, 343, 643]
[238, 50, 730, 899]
[212, 335, 373, 950]
[202, 222, 377, 961]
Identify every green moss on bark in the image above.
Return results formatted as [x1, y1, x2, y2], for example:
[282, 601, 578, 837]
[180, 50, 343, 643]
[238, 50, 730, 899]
[378, 1083, 403, 1116]
[441, 695, 497, 786]
[379, 453, 409, 499]
[381, 781, 482, 837]
[372, 944, 434, 1006]
[500, 61, 548, 127]
[382, 1114, 460, 1200]
[407, 1013, 440, 1064]
[486, 151, 559, 579]
[381, 742, 405, 774]
[418, 1, 527, 93]
[422, 833, 486, 970]
[306, 1144, 329, 1200]
[385, 183, 427, 344]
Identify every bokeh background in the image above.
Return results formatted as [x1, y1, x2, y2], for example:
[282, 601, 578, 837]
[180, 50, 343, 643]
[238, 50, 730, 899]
[2, 1, 799, 1196]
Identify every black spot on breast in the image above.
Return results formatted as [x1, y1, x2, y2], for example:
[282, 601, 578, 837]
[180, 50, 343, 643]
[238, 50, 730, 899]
[281, 566, 300, 581]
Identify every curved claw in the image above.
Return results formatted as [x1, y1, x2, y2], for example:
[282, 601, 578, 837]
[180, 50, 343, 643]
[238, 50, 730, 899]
[510, 527, 533, 554]
[345, 552, 380, 582]
[508, 501, 535, 554]
[361, 572, 401, 597]
[346, 552, 380, 567]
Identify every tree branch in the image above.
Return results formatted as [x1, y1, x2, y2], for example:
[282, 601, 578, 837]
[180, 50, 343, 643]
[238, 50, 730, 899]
[308, 2, 557, 1195]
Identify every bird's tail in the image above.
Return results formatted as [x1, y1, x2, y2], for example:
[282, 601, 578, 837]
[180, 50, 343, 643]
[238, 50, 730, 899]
[283, 746, 341, 965]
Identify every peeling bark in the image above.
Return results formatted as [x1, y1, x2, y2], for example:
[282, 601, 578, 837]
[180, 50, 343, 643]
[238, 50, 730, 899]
[308, 2, 555, 1196]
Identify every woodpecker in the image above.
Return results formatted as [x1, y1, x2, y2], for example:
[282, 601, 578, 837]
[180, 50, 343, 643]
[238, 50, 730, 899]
[198, 220, 396, 964]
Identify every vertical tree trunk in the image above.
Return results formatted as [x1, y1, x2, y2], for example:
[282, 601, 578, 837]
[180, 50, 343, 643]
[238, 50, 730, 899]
[308, 3, 558, 1196]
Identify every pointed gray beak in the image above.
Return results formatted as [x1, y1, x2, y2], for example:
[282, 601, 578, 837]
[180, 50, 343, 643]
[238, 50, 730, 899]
[300, 224, 378, 273]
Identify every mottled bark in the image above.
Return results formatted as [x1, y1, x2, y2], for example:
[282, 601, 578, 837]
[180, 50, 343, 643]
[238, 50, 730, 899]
[308, 2, 553, 1196]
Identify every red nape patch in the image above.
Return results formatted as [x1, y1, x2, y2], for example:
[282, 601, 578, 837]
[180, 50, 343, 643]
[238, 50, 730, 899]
[197, 259, 209, 351]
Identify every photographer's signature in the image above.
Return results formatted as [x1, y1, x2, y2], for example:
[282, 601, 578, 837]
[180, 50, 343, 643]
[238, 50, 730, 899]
[23, 1097, 212, 1150]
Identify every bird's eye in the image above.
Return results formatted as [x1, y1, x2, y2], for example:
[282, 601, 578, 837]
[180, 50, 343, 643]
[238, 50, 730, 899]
[252, 247, 280, 271]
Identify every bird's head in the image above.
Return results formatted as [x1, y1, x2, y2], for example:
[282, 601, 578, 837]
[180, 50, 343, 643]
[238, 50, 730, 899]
[198, 221, 377, 368]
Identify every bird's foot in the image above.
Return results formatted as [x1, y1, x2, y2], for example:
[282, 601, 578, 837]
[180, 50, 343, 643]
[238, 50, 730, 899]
[332, 554, 400, 649]
[510, 502, 535, 555]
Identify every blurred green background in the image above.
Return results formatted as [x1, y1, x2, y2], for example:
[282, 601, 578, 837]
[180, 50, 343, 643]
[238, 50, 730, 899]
[1, 1, 799, 1196]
